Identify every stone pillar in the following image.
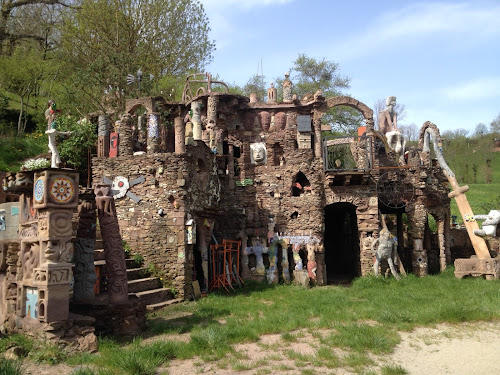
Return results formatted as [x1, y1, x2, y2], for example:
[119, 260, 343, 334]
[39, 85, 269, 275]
[313, 117, 322, 159]
[227, 144, 235, 191]
[73, 201, 97, 303]
[283, 72, 292, 103]
[412, 239, 428, 277]
[174, 116, 185, 154]
[137, 115, 147, 152]
[437, 217, 448, 272]
[409, 202, 428, 277]
[147, 113, 159, 154]
[97, 115, 110, 157]
[94, 184, 128, 305]
[30, 170, 79, 322]
[117, 114, 134, 156]
[365, 118, 374, 133]
[267, 83, 277, 104]
[207, 96, 219, 151]
[191, 101, 202, 141]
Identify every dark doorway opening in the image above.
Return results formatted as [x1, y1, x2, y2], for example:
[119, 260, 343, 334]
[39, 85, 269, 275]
[324, 203, 360, 284]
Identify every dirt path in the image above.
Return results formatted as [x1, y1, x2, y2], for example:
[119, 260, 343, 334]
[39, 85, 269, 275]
[19, 321, 500, 375]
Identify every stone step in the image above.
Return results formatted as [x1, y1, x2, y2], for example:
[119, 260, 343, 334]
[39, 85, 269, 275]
[131, 288, 174, 306]
[95, 239, 104, 250]
[127, 277, 162, 293]
[126, 267, 150, 280]
[94, 249, 105, 261]
[126, 258, 139, 268]
[146, 298, 183, 311]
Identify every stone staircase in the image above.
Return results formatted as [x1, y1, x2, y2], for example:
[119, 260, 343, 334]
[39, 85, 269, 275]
[94, 240, 182, 311]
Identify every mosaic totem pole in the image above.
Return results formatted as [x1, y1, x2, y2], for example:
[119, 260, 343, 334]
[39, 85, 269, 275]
[97, 115, 110, 157]
[26, 170, 79, 322]
[147, 113, 159, 153]
[94, 184, 128, 304]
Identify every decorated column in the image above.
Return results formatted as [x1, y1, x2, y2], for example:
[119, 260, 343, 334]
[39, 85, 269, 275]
[409, 202, 428, 277]
[31, 170, 79, 322]
[97, 115, 110, 157]
[94, 183, 129, 304]
[191, 101, 202, 141]
[147, 113, 160, 153]
[313, 115, 322, 159]
[117, 114, 134, 156]
[174, 116, 185, 154]
[206, 95, 219, 152]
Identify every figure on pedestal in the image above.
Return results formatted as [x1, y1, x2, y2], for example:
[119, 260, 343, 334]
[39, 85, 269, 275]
[283, 72, 293, 103]
[44, 100, 71, 168]
[378, 96, 397, 135]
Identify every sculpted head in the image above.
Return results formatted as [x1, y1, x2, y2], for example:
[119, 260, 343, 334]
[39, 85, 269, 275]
[385, 96, 396, 112]
[251, 143, 267, 164]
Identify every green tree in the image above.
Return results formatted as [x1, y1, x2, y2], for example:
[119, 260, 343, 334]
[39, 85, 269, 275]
[275, 53, 361, 134]
[0, 43, 48, 134]
[58, 0, 215, 115]
[56, 115, 97, 169]
[473, 123, 488, 138]
[490, 113, 500, 134]
[0, 0, 70, 54]
[243, 74, 266, 101]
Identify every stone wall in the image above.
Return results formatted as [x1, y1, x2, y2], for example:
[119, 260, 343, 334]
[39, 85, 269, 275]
[92, 143, 220, 298]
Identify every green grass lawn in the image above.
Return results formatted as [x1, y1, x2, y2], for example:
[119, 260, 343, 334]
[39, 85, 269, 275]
[3, 269, 498, 375]
[450, 183, 500, 223]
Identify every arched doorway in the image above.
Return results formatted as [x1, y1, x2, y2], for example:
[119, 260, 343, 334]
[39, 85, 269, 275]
[324, 203, 360, 283]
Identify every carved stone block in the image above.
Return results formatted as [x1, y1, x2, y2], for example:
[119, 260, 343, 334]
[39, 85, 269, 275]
[454, 258, 500, 279]
[37, 210, 73, 238]
[33, 264, 72, 286]
[33, 170, 79, 209]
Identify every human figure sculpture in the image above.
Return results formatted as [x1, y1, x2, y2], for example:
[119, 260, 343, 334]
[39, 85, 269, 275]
[306, 243, 317, 281]
[473, 210, 500, 237]
[44, 100, 71, 168]
[283, 72, 292, 102]
[250, 143, 266, 164]
[378, 96, 397, 135]
[386, 130, 407, 164]
[371, 228, 401, 280]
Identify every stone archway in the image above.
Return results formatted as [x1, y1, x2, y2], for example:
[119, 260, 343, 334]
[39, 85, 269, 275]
[312, 96, 374, 158]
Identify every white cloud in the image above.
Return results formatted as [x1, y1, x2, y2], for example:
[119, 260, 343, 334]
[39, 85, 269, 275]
[335, 2, 500, 60]
[443, 77, 500, 100]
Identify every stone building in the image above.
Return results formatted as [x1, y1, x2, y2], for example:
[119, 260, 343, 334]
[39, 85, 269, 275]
[91, 74, 456, 297]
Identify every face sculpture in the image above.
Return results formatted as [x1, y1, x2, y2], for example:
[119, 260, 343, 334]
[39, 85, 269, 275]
[251, 143, 267, 164]
[385, 96, 396, 112]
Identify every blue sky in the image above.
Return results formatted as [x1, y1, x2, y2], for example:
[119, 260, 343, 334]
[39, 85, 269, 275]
[199, 0, 500, 134]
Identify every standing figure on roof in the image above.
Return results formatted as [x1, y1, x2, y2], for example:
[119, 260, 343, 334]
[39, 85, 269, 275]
[378, 96, 397, 135]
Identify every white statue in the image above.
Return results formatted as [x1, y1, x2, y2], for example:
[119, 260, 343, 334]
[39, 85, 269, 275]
[44, 100, 71, 168]
[379, 96, 397, 135]
[250, 142, 267, 164]
[386, 130, 407, 164]
[371, 228, 401, 280]
[474, 210, 500, 237]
